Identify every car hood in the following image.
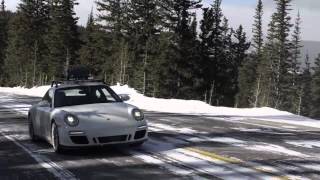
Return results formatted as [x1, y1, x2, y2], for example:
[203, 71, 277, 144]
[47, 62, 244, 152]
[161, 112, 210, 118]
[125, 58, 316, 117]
[55, 103, 133, 118]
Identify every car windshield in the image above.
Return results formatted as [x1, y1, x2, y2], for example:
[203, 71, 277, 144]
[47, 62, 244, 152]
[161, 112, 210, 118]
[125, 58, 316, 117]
[54, 85, 122, 108]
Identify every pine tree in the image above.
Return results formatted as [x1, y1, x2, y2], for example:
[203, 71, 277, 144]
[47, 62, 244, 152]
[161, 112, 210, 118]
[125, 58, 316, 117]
[160, 0, 202, 99]
[300, 54, 312, 116]
[97, 0, 130, 85]
[199, 7, 214, 103]
[46, 0, 79, 79]
[257, 14, 278, 107]
[200, 0, 236, 106]
[249, 0, 264, 107]
[233, 25, 251, 107]
[0, 0, 8, 85]
[127, 0, 162, 95]
[4, 0, 49, 87]
[97, 0, 126, 38]
[311, 54, 320, 119]
[79, 10, 110, 79]
[252, 0, 263, 54]
[289, 11, 303, 113]
[273, 0, 293, 110]
[237, 54, 258, 107]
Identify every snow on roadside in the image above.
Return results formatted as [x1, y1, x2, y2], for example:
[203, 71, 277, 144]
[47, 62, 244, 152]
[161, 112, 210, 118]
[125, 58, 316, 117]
[0, 84, 320, 129]
[286, 141, 320, 149]
[0, 86, 50, 97]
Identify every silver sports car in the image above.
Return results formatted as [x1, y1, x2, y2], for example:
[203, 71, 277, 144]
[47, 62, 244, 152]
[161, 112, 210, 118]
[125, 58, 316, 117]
[28, 80, 148, 153]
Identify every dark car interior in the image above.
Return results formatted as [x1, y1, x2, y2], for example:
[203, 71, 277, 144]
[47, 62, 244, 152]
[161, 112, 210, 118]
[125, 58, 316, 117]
[54, 86, 121, 107]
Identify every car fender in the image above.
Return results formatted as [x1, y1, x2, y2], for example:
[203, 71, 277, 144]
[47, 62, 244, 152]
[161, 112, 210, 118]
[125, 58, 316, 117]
[50, 109, 68, 127]
[126, 104, 148, 127]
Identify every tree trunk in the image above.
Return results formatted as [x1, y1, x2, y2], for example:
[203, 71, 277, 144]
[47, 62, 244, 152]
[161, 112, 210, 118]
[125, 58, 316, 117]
[65, 48, 70, 79]
[209, 81, 215, 105]
[253, 75, 262, 108]
[143, 43, 149, 95]
[32, 41, 38, 87]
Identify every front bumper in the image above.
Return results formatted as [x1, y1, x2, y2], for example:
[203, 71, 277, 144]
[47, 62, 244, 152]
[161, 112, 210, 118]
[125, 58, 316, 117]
[58, 125, 148, 147]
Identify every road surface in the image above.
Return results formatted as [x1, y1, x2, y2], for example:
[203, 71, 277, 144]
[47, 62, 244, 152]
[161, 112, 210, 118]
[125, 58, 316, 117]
[0, 92, 320, 180]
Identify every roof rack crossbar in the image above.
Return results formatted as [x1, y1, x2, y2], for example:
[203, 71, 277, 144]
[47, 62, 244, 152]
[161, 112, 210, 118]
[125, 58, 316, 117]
[51, 80, 104, 87]
[62, 79, 104, 84]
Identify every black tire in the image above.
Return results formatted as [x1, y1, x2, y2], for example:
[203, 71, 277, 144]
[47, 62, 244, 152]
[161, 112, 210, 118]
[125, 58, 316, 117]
[28, 115, 39, 142]
[51, 122, 64, 153]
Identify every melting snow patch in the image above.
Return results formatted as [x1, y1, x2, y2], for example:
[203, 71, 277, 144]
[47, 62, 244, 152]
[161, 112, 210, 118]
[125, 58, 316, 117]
[286, 141, 320, 149]
[207, 137, 245, 144]
[232, 127, 261, 132]
[149, 123, 199, 135]
[246, 144, 309, 157]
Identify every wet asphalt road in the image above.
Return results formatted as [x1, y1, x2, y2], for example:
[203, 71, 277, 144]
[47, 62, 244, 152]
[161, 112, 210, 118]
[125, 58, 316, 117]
[1, 93, 320, 180]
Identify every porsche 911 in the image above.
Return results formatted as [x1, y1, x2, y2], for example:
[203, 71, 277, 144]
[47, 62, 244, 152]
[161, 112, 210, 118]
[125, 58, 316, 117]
[28, 80, 148, 153]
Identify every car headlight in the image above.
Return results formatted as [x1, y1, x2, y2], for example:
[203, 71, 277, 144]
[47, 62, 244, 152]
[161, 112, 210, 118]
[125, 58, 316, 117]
[64, 114, 79, 127]
[132, 109, 144, 121]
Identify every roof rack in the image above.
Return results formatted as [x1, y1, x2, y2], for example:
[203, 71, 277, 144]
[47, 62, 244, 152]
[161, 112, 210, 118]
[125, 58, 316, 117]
[51, 79, 105, 88]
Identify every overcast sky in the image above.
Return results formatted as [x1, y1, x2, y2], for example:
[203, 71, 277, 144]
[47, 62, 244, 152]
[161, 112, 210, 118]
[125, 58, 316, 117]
[5, 0, 320, 41]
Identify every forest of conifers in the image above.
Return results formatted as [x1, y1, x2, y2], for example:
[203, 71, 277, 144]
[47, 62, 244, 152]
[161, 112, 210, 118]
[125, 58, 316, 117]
[1, 0, 320, 119]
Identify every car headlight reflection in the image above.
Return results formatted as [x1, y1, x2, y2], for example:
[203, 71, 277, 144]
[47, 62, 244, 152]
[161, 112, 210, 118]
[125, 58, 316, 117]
[132, 109, 144, 121]
[64, 114, 79, 127]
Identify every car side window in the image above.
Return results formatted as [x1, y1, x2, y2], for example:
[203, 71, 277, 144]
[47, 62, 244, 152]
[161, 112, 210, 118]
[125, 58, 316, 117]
[101, 88, 116, 102]
[42, 89, 53, 105]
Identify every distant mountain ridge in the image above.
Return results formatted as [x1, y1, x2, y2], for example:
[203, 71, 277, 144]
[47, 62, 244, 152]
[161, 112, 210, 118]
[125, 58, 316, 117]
[301, 41, 320, 68]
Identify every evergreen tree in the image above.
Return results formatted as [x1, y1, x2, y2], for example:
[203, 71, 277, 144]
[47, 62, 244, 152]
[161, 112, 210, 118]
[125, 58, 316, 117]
[0, 0, 8, 85]
[249, 0, 264, 107]
[300, 54, 312, 116]
[127, 0, 162, 95]
[232, 25, 251, 107]
[257, 14, 278, 107]
[79, 10, 110, 79]
[252, 0, 263, 54]
[199, 7, 214, 103]
[311, 54, 320, 119]
[237, 55, 258, 107]
[200, 0, 237, 106]
[97, 0, 130, 85]
[4, 0, 49, 87]
[273, 0, 293, 110]
[46, 0, 79, 79]
[160, 0, 202, 99]
[289, 11, 303, 113]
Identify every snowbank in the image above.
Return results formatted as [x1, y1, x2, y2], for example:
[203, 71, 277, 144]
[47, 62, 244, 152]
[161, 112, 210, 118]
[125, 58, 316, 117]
[112, 84, 292, 117]
[0, 84, 319, 129]
[0, 86, 51, 97]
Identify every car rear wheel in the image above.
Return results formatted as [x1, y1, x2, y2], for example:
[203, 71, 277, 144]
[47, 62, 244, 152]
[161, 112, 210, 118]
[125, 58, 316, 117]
[28, 115, 38, 142]
[51, 122, 64, 153]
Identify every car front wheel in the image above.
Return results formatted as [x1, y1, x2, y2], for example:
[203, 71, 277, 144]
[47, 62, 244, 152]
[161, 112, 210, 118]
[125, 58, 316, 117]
[28, 115, 38, 142]
[51, 122, 64, 153]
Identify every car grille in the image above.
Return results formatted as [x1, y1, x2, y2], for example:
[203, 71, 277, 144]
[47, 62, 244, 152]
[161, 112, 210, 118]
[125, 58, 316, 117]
[98, 135, 128, 144]
[134, 130, 147, 140]
[70, 136, 89, 144]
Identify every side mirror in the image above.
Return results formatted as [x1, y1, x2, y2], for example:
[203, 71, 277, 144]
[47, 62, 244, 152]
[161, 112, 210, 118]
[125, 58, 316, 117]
[39, 101, 51, 107]
[119, 94, 130, 102]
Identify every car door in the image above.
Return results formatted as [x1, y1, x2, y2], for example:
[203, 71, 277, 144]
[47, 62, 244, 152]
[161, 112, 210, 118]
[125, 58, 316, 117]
[34, 92, 50, 137]
[37, 89, 54, 139]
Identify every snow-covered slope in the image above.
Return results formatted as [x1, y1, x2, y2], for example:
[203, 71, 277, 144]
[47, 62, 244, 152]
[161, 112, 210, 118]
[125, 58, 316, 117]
[0, 84, 319, 128]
